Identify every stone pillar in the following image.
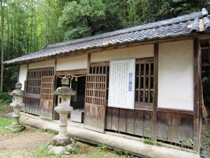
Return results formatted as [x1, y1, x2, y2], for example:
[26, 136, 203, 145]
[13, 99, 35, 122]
[7, 82, 25, 132]
[48, 76, 76, 155]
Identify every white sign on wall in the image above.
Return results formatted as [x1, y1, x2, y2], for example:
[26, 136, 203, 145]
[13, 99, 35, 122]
[108, 59, 135, 109]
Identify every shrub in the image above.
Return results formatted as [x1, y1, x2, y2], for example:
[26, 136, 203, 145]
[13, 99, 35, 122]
[0, 92, 12, 104]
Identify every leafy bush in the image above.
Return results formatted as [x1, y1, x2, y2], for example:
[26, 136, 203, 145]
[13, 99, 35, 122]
[0, 92, 12, 104]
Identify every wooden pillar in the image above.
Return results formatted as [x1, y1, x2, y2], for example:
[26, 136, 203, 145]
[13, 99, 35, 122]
[87, 53, 91, 74]
[193, 38, 201, 152]
[53, 59, 57, 120]
[153, 43, 158, 140]
[208, 39, 210, 87]
[17, 65, 20, 82]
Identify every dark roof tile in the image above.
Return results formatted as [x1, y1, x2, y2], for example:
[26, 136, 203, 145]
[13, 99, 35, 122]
[3, 8, 210, 66]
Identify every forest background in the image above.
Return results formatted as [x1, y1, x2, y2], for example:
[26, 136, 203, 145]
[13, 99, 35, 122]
[0, 0, 209, 92]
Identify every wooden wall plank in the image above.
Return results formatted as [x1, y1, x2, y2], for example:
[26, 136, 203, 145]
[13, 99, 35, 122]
[118, 109, 127, 132]
[143, 111, 153, 137]
[134, 110, 144, 135]
[106, 108, 112, 129]
[111, 108, 119, 131]
[126, 110, 135, 134]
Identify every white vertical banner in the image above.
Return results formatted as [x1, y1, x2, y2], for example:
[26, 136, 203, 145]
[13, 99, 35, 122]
[108, 59, 135, 109]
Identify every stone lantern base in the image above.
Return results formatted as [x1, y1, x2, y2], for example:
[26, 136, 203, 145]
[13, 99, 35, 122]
[6, 124, 25, 133]
[47, 135, 77, 155]
[6, 114, 25, 133]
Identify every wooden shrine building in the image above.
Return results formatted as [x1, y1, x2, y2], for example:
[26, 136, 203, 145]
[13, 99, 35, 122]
[3, 8, 210, 154]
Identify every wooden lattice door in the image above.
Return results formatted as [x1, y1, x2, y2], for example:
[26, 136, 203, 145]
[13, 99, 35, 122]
[84, 74, 107, 133]
[40, 76, 55, 120]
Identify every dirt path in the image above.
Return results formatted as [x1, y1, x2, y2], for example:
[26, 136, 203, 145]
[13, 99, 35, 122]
[0, 125, 123, 158]
[0, 127, 53, 158]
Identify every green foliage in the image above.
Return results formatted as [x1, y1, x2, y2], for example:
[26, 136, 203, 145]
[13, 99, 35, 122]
[59, 0, 106, 40]
[187, 138, 194, 145]
[69, 145, 81, 155]
[47, 129, 58, 135]
[36, 128, 46, 133]
[97, 144, 109, 151]
[149, 0, 210, 21]
[144, 138, 155, 145]
[0, 92, 12, 104]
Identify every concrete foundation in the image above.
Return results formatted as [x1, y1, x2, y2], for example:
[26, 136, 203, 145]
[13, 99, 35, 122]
[4, 112, 200, 158]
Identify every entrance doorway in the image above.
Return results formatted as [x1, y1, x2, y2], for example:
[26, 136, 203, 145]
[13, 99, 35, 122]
[55, 75, 86, 122]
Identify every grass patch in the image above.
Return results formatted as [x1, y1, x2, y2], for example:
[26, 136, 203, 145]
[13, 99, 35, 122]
[33, 145, 56, 158]
[0, 117, 12, 134]
[47, 129, 58, 135]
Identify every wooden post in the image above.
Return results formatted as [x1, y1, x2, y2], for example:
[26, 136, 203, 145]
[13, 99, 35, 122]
[87, 53, 91, 74]
[153, 43, 158, 140]
[53, 59, 57, 120]
[193, 38, 201, 152]
[208, 39, 210, 88]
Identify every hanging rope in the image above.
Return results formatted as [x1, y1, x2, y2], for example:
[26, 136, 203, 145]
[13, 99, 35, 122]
[57, 74, 86, 88]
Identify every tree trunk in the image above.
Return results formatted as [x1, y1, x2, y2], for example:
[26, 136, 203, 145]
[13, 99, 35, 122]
[0, 0, 5, 92]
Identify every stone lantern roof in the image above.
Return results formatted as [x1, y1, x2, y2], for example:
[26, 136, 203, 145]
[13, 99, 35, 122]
[53, 77, 76, 96]
[10, 82, 24, 97]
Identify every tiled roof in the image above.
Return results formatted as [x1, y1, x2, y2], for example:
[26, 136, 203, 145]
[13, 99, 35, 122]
[3, 8, 210, 66]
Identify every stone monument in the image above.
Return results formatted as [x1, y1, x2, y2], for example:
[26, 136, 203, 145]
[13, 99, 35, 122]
[48, 76, 77, 155]
[7, 82, 25, 132]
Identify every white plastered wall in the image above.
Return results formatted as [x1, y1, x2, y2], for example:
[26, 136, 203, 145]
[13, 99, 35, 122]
[158, 40, 194, 111]
[91, 45, 154, 62]
[28, 60, 55, 69]
[19, 64, 27, 90]
[57, 54, 88, 71]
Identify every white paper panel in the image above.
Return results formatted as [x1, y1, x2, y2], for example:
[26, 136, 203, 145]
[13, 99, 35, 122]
[108, 59, 135, 109]
[158, 40, 194, 111]
[19, 64, 27, 90]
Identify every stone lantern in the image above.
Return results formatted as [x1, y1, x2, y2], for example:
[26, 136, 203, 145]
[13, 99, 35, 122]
[7, 82, 25, 132]
[48, 76, 76, 155]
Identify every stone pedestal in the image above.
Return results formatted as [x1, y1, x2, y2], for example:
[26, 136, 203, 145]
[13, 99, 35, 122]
[7, 82, 25, 132]
[48, 76, 77, 155]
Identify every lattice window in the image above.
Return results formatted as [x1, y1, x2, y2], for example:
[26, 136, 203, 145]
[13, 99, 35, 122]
[90, 62, 109, 99]
[85, 74, 107, 105]
[90, 62, 109, 75]
[24, 68, 54, 115]
[40, 76, 54, 100]
[26, 68, 54, 94]
[135, 58, 154, 105]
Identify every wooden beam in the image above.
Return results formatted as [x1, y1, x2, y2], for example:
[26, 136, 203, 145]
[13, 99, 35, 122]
[56, 69, 87, 76]
[157, 108, 194, 115]
[193, 38, 201, 152]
